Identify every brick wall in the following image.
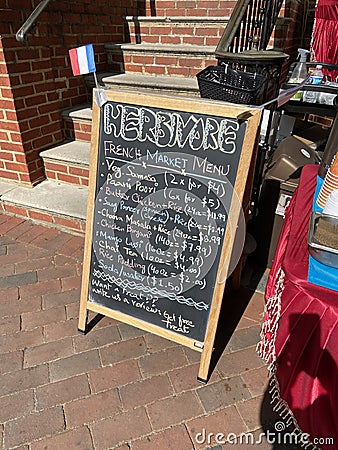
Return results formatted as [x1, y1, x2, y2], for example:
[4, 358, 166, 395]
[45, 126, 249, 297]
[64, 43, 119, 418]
[140, 0, 237, 17]
[0, 0, 316, 186]
[0, 0, 136, 186]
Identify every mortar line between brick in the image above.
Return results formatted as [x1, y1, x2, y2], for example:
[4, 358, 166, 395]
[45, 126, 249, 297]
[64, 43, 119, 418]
[184, 422, 198, 450]
[61, 405, 67, 433]
[87, 423, 96, 450]
[86, 373, 94, 395]
[234, 402, 251, 433]
[33, 387, 38, 413]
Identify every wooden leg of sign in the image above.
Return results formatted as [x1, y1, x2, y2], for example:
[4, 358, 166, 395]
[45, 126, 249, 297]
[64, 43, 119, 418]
[197, 376, 208, 384]
[78, 306, 88, 334]
[197, 337, 214, 383]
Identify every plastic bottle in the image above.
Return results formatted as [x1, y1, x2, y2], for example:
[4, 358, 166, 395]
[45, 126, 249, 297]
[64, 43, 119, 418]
[289, 49, 310, 100]
[289, 48, 310, 83]
[310, 64, 324, 84]
[303, 65, 324, 103]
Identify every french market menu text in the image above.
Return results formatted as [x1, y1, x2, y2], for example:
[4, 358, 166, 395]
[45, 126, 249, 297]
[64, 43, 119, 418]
[88, 100, 246, 343]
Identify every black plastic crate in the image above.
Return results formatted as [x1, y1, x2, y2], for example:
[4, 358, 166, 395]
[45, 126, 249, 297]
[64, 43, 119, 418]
[197, 65, 268, 105]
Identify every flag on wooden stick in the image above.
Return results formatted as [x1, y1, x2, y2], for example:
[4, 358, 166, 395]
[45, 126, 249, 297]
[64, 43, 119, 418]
[69, 44, 96, 76]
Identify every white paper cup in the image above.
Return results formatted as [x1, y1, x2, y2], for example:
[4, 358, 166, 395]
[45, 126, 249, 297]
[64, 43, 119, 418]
[323, 190, 338, 217]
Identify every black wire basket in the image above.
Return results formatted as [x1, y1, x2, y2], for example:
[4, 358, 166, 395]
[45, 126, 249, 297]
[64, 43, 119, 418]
[197, 65, 268, 105]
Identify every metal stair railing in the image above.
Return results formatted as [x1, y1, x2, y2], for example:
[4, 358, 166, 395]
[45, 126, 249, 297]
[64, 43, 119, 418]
[212, 0, 288, 215]
[215, 0, 284, 56]
[16, 0, 54, 43]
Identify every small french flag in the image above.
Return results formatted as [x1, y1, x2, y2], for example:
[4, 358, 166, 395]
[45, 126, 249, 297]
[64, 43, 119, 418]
[69, 44, 96, 76]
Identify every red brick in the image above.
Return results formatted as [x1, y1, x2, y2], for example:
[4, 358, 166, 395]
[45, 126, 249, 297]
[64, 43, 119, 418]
[53, 216, 83, 231]
[91, 407, 151, 448]
[42, 288, 80, 309]
[26, 246, 51, 259]
[0, 328, 44, 353]
[242, 291, 265, 322]
[19, 278, 61, 299]
[32, 231, 73, 253]
[241, 366, 270, 397]
[0, 269, 37, 290]
[57, 173, 80, 184]
[216, 346, 265, 378]
[148, 391, 204, 430]
[143, 333, 178, 352]
[17, 224, 47, 244]
[236, 395, 265, 431]
[0, 216, 25, 234]
[21, 305, 66, 331]
[68, 166, 89, 177]
[3, 406, 65, 448]
[24, 336, 74, 367]
[186, 406, 247, 449]
[65, 301, 80, 320]
[49, 349, 101, 382]
[169, 362, 220, 393]
[53, 254, 75, 267]
[30, 426, 93, 450]
[0, 295, 41, 318]
[5, 241, 27, 255]
[120, 373, 174, 409]
[60, 275, 82, 291]
[89, 360, 141, 393]
[117, 323, 146, 341]
[0, 351, 23, 375]
[197, 376, 252, 412]
[44, 318, 79, 342]
[227, 325, 261, 352]
[28, 210, 54, 223]
[0, 315, 21, 335]
[37, 264, 77, 282]
[73, 324, 121, 353]
[0, 365, 49, 397]
[0, 389, 34, 422]
[15, 256, 53, 274]
[58, 235, 84, 257]
[0, 249, 27, 270]
[138, 346, 189, 377]
[64, 388, 122, 428]
[36, 374, 90, 409]
[100, 336, 147, 366]
[0, 170, 20, 181]
[131, 425, 193, 450]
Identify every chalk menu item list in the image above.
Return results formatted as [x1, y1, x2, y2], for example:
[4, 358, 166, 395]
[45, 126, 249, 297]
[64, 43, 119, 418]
[87, 99, 246, 343]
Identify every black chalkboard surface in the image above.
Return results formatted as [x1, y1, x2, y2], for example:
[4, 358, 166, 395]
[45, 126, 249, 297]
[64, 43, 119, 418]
[79, 89, 262, 382]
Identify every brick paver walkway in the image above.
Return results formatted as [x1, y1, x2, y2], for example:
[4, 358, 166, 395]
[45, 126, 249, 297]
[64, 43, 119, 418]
[0, 214, 276, 450]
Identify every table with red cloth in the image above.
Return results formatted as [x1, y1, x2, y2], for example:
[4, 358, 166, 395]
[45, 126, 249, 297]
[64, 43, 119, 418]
[257, 164, 338, 450]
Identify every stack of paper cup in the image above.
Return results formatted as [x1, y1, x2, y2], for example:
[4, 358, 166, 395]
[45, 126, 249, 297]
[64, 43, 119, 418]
[323, 190, 338, 217]
[317, 152, 338, 209]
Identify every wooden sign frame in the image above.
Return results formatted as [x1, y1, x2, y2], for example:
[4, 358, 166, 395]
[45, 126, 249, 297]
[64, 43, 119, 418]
[78, 89, 262, 383]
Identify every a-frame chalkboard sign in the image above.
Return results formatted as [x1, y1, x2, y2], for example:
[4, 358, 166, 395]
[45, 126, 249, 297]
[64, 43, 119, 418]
[79, 89, 262, 383]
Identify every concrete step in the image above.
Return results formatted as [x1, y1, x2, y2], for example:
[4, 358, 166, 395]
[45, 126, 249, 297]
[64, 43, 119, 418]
[105, 42, 217, 76]
[125, 16, 229, 46]
[40, 140, 90, 187]
[102, 73, 200, 96]
[61, 104, 92, 142]
[0, 179, 87, 235]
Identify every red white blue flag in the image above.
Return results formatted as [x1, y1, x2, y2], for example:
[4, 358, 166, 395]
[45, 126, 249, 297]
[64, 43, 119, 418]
[69, 44, 96, 76]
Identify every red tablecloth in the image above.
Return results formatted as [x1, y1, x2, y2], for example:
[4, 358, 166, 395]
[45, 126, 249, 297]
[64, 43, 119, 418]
[257, 164, 338, 450]
[312, 0, 338, 81]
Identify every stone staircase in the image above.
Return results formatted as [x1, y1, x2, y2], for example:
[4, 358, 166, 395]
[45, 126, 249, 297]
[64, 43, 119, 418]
[0, 6, 231, 234]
